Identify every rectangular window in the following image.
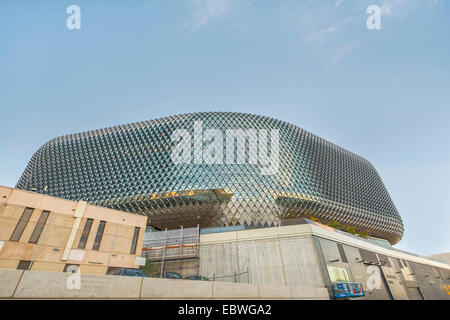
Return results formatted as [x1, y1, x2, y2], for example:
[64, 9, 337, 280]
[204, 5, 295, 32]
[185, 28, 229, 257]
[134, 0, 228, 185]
[10, 207, 34, 242]
[17, 260, 32, 270]
[77, 218, 93, 249]
[92, 221, 106, 250]
[327, 266, 350, 283]
[29, 210, 50, 243]
[106, 267, 122, 275]
[130, 227, 140, 254]
[63, 264, 80, 273]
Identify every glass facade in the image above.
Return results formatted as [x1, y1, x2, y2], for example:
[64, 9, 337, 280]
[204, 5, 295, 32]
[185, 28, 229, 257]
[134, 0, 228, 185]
[16, 112, 404, 244]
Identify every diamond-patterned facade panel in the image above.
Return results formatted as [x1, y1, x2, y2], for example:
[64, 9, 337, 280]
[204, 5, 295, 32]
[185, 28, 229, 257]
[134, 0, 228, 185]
[16, 112, 404, 244]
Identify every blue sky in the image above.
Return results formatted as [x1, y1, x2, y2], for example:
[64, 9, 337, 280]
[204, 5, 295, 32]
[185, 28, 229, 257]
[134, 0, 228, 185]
[1, 0, 449, 256]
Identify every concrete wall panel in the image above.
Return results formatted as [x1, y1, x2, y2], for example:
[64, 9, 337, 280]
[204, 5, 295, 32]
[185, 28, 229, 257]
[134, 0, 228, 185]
[5, 269, 326, 300]
[212, 281, 259, 299]
[141, 278, 212, 299]
[14, 270, 142, 299]
[0, 269, 23, 298]
[278, 236, 324, 287]
[258, 284, 292, 299]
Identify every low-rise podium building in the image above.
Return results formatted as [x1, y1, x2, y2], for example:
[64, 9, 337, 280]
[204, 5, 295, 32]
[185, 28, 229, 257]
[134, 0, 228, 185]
[0, 186, 147, 274]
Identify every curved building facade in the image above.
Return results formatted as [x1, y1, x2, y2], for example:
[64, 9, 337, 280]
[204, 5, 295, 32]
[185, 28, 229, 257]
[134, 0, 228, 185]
[16, 112, 404, 244]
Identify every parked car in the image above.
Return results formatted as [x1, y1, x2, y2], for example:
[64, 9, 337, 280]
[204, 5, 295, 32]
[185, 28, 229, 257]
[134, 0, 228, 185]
[108, 268, 147, 277]
[184, 275, 210, 281]
[150, 271, 183, 279]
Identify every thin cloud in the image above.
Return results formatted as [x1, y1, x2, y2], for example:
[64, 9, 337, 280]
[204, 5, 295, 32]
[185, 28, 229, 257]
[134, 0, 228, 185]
[295, 0, 443, 72]
[379, 0, 442, 18]
[186, 0, 232, 30]
[329, 42, 357, 67]
[334, 0, 344, 7]
[307, 26, 338, 44]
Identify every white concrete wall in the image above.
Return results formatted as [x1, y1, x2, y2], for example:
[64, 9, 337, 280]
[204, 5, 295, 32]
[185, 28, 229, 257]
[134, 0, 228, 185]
[0, 269, 329, 300]
[0, 269, 23, 298]
[14, 270, 143, 299]
[200, 227, 326, 287]
[200, 224, 450, 278]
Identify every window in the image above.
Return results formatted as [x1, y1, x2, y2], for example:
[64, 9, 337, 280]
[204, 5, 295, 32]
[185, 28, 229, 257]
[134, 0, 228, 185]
[29, 210, 50, 243]
[106, 267, 122, 275]
[63, 264, 80, 273]
[92, 221, 106, 250]
[130, 227, 140, 254]
[77, 218, 93, 249]
[10, 207, 34, 242]
[327, 266, 350, 283]
[17, 260, 32, 270]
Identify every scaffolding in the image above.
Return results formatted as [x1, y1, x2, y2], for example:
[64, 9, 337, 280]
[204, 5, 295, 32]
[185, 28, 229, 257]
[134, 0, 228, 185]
[141, 224, 250, 282]
[142, 225, 200, 277]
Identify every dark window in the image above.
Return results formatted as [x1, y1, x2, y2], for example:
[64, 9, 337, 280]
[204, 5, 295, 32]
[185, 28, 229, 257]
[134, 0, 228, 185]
[359, 249, 379, 264]
[92, 221, 106, 250]
[29, 210, 50, 243]
[17, 260, 32, 270]
[378, 254, 391, 267]
[63, 264, 80, 273]
[122, 268, 146, 277]
[130, 227, 140, 254]
[10, 207, 34, 242]
[78, 218, 93, 249]
[106, 267, 122, 275]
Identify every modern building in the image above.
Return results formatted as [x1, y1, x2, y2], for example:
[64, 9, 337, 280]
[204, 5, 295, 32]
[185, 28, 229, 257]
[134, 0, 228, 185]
[0, 185, 147, 274]
[1, 111, 449, 299]
[16, 112, 403, 244]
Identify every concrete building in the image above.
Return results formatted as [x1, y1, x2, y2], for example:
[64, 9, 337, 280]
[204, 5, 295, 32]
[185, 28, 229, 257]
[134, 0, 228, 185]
[0, 186, 147, 274]
[148, 219, 450, 300]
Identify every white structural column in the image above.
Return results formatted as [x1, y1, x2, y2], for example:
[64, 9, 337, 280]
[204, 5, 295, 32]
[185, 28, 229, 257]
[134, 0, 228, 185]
[61, 201, 87, 261]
